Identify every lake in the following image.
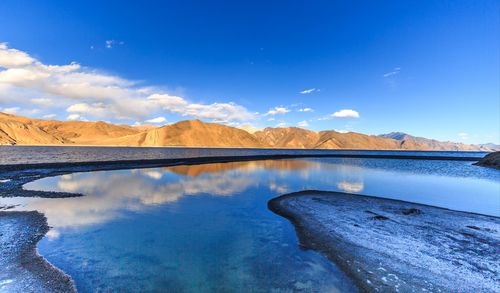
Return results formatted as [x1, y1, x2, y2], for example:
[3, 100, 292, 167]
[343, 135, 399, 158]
[0, 145, 488, 165]
[1, 150, 498, 292]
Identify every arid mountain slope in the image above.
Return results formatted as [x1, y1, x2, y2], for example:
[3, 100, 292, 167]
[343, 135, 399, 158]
[0, 113, 67, 145]
[0, 112, 495, 151]
[254, 127, 318, 148]
[35, 120, 140, 144]
[315, 131, 400, 149]
[100, 119, 263, 148]
[254, 127, 402, 150]
[379, 132, 494, 151]
[254, 127, 496, 151]
[0, 112, 140, 145]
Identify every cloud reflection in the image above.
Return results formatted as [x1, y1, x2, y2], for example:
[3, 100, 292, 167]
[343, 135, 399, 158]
[337, 181, 364, 193]
[21, 169, 256, 233]
[6, 159, 366, 238]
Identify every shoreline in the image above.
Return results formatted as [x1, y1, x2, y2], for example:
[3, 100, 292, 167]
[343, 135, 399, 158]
[0, 153, 482, 199]
[474, 151, 500, 169]
[0, 153, 492, 292]
[0, 211, 76, 292]
[268, 190, 500, 292]
[0, 152, 482, 172]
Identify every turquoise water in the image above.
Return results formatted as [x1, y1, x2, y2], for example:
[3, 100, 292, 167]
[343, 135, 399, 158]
[4, 157, 499, 292]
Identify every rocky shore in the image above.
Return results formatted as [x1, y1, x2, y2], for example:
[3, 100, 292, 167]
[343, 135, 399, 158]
[474, 151, 500, 169]
[269, 190, 500, 292]
[0, 211, 75, 292]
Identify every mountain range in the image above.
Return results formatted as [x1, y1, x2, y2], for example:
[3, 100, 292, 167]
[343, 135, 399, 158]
[0, 112, 497, 151]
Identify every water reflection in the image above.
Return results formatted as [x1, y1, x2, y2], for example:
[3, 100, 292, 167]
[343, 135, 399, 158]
[337, 181, 364, 193]
[6, 158, 497, 236]
[21, 169, 253, 231]
[17, 159, 364, 292]
[1, 158, 498, 292]
[12, 160, 320, 232]
[165, 159, 321, 176]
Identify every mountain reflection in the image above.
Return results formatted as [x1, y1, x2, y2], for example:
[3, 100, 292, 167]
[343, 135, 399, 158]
[166, 159, 321, 176]
[5, 159, 365, 237]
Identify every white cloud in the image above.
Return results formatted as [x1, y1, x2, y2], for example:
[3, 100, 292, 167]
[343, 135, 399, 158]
[317, 116, 331, 121]
[0, 43, 254, 123]
[67, 114, 86, 121]
[30, 97, 52, 106]
[42, 113, 57, 119]
[267, 117, 275, 121]
[335, 129, 349, 134]
[265, 106, 290, 116]
[276, 122, 286, 127]
[66, 102, 109, 118]
[300, 88, 318, 94]
[458, 132, 468, 140]
[0, 43, 35, 67]
[183, 102, 253, 122]
[299, 107, 313, 112]
[332, 109, 360, 118]
[2, 107, 19, 114]
[24, 108, 40, 115]
[297, 120, 309, 127]
[105, 40, 124, 49]
[145, 116, 167, 124]
[383, 67, 401, 78]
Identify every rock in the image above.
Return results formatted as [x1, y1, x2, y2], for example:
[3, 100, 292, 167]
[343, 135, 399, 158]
[474, 151, 500, 169]
[370, 215, 389, 220]
[401, 208, 422, 215]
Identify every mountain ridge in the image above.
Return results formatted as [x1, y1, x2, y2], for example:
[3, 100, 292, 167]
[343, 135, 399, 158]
[0, 112, 496, 151]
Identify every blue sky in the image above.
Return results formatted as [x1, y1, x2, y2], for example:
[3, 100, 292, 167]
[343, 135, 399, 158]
[0, 0, 498, 144]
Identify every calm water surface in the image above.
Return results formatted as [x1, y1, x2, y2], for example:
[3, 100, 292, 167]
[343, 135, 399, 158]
[0, 145, 488, 164]
[2, 156, 499, 292]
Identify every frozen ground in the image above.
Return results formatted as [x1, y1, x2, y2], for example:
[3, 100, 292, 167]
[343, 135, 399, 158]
[269, 190, 500, 292]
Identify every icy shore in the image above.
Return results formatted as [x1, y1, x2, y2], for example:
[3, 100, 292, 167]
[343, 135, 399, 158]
[269, 190, 500, 292]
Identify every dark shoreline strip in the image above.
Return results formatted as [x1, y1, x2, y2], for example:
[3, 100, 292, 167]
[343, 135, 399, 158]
[0, 153, 480, 171]
[0, 211, 76, 292]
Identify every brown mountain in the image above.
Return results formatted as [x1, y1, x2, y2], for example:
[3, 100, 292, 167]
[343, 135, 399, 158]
[0, 112, 495, 151]
[256, 128, 496, 151]
[0, 113, 67, 145]
[315, 131, 401, 149]
[98, 119, 263, 148]
[253, 127, 402, 149]
[379, 132, 494, 151]
[0, 112, 140, 145]
[254, 127, 318, 148]
[35, 120, 140, 144]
